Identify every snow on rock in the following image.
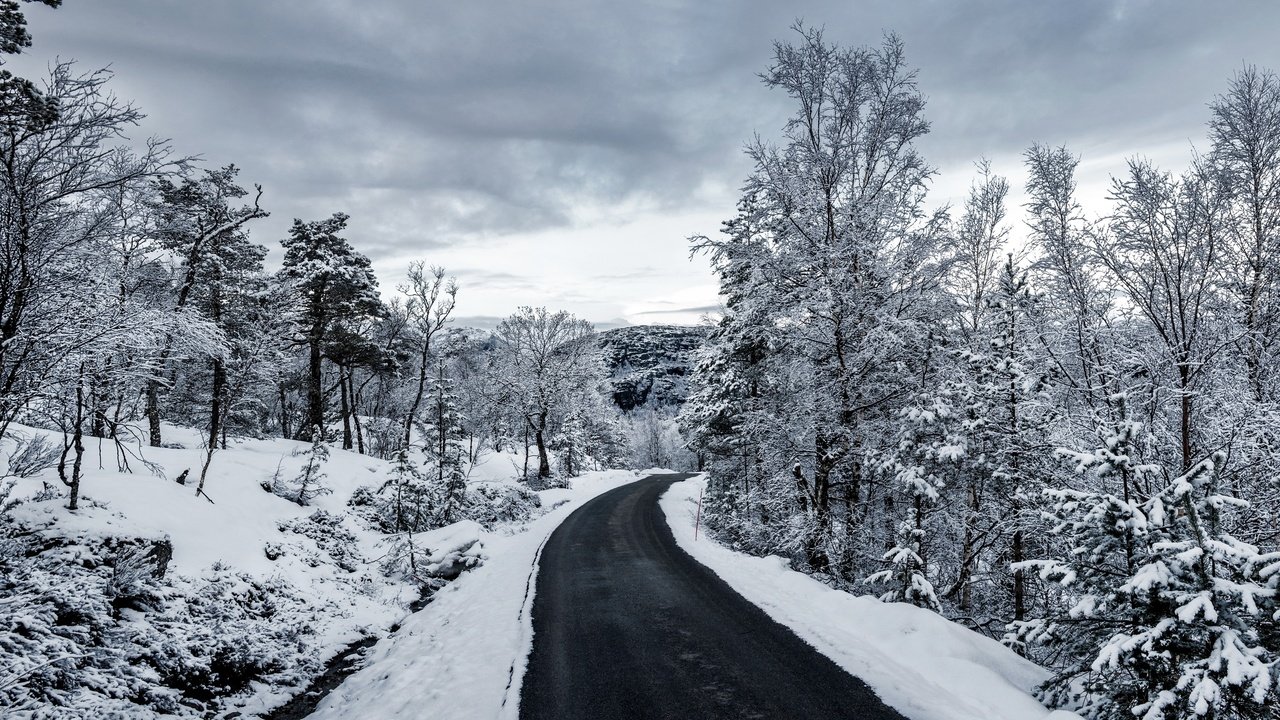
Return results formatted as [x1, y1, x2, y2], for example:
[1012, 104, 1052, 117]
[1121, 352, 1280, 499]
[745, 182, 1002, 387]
[660, 476, 1085, 720]
[598, 323, 707, 410]
[309, 469, 641, 720]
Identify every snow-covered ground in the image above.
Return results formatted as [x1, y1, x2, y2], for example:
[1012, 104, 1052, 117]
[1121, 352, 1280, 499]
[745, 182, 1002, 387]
[0, 421, 629, 718]
[659, 476, 1085, 720]
[3, 423, 419, 715]
[6, 438, 1086, 720]
[309, 470, 640, 720]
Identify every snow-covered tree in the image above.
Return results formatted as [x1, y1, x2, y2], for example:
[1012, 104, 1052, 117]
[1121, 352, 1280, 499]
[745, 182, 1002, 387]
[279, 213, 381, 441]
[270, 427, 332, 506]
[400, 263, 457, 450]
[868, 521, 940, 611]
[146, 164, 268, 448]
[421, 357, 467, 523]
[491, 307, 601, 482]
[685, 26, 952, 579]
[0, 64, 174, 439]
[1016, 406, 1279, 719]
[1209, 65, 1280, 402]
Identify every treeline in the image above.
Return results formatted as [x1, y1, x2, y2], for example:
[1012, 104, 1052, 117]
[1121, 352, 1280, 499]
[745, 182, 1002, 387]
[681, 25, 1280, 720]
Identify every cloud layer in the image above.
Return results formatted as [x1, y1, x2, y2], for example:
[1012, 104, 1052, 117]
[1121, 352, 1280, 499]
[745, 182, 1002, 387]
[11, 1, 1280, 325]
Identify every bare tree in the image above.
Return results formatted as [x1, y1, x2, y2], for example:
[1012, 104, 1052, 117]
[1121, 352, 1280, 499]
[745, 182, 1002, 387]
[399, 262, 456, 449]
[0, 64, 174, 439]
[1209, 65, 1280, 401]
[492, 307, 598, 481]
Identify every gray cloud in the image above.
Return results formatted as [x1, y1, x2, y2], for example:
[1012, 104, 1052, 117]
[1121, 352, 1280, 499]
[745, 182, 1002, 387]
[9, 1, 1280, 324]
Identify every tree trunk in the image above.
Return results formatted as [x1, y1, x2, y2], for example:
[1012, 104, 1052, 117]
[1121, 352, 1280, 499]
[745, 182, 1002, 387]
[68, 367, 86, 511]
[1178, 362, 1193, 473]
[807, 432, 834, 572]
[306, 330, 324, 440]
[348, 372, 365, 454]
[1012, 527, 1026, 623]
[278, 384, 292, 439]
[522, 421, 530, 480]
[403, 346, 430, 449]
[90, 368, 108, 439]
[535, 410, 551, 479]
[957, 482, 979, 612]
[197, 356, 225, 497]
[339, 366, 353, 451]
[146, 379, 163, 446]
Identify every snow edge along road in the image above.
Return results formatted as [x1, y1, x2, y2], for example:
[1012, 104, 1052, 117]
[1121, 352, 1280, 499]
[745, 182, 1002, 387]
[657, 476, 1085, 720]
[497, 520, 554, 719]
[307, 469, 647, 720]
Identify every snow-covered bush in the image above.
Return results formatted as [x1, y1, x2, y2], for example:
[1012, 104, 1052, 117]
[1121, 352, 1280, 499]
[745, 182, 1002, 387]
[378, 521, 485, 588]
[462, 482, 541, 528]
[277, 509, 362, 572]
[0, 505, 367, 717]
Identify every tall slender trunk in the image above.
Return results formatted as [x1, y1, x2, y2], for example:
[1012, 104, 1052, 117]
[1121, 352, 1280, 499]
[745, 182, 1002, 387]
[1012, 528, 1026, 623]
[147, 379, 163, 446]
[306, 327, 324, 440]
[1178, 361, 1193, 473]
[808, 432, 834, 572]
[197, 356, 225, 497]
[90, 363, 109, 439]
[522, 422, 530, 480]
[68, 366, 87, 511]
[339, 366, 353, 450]
[348, 372, 365, 454]
[535, 410, 550, 479]
[958, 482, 979, 612]
[404, 346, 430, 448]
[278, 384, 291, 439]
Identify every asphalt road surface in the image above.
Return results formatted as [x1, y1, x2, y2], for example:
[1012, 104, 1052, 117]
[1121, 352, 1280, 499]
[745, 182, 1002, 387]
[519, 474, 908, 720]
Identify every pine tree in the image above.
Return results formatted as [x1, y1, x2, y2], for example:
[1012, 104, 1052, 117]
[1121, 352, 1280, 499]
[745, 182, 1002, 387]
[422, 358, 467, 525]
[278, 427, 332, 506]
[868, 521, 941, 610]
[1015, 399, 1279, 719]
[147, 164, 268, 448]
[279, 213, 382, 441]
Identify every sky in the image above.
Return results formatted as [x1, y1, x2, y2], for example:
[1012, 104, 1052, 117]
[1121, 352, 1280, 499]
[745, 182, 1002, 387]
[10, 1, 1280, 329]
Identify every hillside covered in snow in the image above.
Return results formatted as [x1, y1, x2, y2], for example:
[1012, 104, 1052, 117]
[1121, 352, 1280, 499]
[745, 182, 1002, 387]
[598, 324, 707, 411]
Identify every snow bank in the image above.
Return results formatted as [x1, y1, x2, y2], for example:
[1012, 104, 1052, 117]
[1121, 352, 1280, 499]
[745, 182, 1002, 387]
[660, 476, 1084, 720]
[309, 469, 641, 720]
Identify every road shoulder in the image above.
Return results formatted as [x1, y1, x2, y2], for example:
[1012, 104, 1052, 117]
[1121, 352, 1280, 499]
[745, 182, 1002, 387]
[658, 476, 1081, 720]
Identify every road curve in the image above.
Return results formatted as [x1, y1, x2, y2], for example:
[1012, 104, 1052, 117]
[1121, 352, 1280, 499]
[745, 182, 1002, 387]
[519, 474, 907, 720]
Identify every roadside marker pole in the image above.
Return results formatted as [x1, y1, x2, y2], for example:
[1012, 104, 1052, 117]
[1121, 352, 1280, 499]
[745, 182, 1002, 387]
[694, 486, 704, 541]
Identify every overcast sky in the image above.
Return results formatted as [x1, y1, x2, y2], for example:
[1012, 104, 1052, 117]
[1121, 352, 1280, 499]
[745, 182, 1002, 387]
[12, 1, 1280, 328]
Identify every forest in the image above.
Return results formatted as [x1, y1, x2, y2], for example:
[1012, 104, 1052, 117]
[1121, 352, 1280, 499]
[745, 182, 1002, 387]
[680, 24, 1280, 720]
[2, 0, 1279, 718]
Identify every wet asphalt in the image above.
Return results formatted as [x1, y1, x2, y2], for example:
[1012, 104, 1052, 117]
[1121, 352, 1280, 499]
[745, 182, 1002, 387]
[518, 474, 908, 720]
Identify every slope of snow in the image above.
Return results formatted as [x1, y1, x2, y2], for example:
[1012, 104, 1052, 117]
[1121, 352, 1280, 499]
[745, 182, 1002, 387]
[309, 470, 641, 720]
[12, 423, 393, 576]
[659, 476, 1085, 720]
[1, 423, 572, 717]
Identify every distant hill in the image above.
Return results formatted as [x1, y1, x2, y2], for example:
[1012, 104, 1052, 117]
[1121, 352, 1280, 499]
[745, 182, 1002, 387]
[598, 324, 708, 411]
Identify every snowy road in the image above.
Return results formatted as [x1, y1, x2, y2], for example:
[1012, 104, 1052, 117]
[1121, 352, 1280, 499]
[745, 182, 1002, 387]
[519, 474, 906, 720]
